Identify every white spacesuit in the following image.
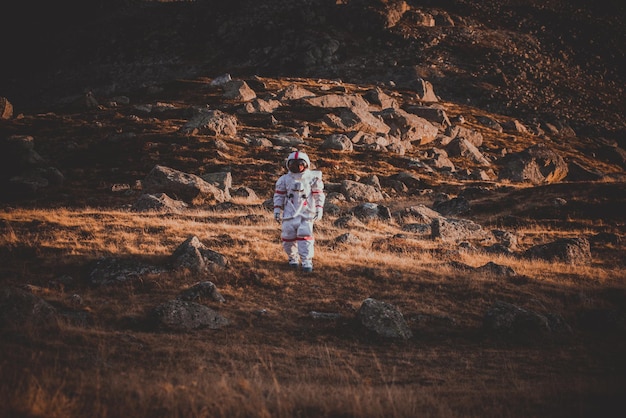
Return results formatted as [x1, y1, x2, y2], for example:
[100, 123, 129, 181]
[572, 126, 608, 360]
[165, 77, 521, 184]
[273, 151, 325, 272]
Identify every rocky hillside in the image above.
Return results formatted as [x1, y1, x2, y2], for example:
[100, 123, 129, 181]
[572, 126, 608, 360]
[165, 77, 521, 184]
[3, 0, 625, 140]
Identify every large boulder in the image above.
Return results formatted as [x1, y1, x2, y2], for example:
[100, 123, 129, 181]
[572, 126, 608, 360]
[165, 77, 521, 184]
[325, 107, 390, 134]
[143, 165, 227, 206]
[498, 144, 568, 184]
[341, 180, 385, 202]
[304, 93, 370, 109]
[379, 108, 439, 145]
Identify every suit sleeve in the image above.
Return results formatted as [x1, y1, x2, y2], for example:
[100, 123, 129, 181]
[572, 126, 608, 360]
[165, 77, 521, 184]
[310, 176, 325, 210]
[273, 175, 287, 210]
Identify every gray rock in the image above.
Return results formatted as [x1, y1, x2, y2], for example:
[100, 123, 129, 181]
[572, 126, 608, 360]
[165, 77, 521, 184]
[201, 171, 232, 191]
[395, 204, 441, 224]
[475, 262, 517, 277]
[178, 281, 225, 303]
[476, 115, 503, 132]
[333, 215, 366, 229]
[172, 236, 229, 273]
[523, 237, 591, 265]
[132, 193, 188, 213]
[357, 298, 412, 340]
[222, 80, 256, 102]
[230, 186, 259, 201]
[150, 299, 229, 331]
[431, 218, 494, 243]
[335, 233, 361, 244]
[180, 109, 238, 136]
[445, 125, 484, 147]
[401, 223, 431, 234]
[364, 87, 398, 109]
[88, 257, 165, 287]
[304, 93, 370, 109]
[404, 105, 450, 127]
[433, 196, 471, 216]
[446, 137, 490, 166]
[322, 134, 355, 151]
[498, 144, 568, 184]
[341, 180, 385, 202]
[277, 84, 316, 101]
[351, 202, 392, 221]
[143, 165, 227, 206]
[379, 108, 439, 145]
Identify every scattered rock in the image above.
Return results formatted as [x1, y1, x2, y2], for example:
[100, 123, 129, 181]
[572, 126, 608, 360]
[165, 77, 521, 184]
[149, 299, 229, 331]
[523, 237, 591, 265]
[178, 281, 225, 303]
[335, 233, 361, 244]
[498, 144, 568, 184]
[88, 257, 165, 287]
[143, 165, 227, 206]
[340, 180, 385, 202]
[172, 236, 229, 273]
[357, 298, 412, 340]
[132, 193, 188, 213]
[222, 80, 257, 102]
[351, 202, 392, 222]
[431, 217, 494, 243]
[433, 196, 471, 216]
[180, 109, 238, 136]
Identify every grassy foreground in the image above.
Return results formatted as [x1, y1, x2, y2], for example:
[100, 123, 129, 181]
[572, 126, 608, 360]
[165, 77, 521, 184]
[1, 202, 624, 418]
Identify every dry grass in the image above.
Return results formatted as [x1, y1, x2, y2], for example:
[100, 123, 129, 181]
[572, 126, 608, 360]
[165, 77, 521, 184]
[1, 199, 625, 417]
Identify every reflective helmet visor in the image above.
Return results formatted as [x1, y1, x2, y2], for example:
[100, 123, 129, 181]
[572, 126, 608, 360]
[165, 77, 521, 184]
[288, 159, 307, 173]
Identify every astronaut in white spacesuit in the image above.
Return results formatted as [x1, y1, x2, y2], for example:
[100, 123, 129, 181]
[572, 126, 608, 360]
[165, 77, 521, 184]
[273, 150, 325, 272]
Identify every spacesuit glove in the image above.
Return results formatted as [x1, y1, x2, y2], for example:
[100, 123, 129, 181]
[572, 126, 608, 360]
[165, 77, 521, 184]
[274, 208, 282, 223]
[313, 208, 323, 221]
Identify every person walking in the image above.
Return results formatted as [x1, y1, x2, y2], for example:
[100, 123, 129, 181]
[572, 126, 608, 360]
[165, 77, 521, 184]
[273, 150, 325, 272]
